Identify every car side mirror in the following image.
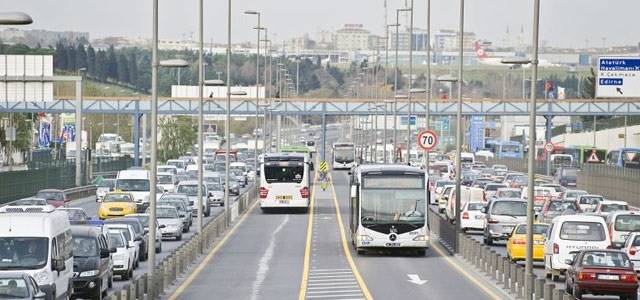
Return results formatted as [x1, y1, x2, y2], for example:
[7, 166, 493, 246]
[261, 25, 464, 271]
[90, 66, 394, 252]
[100, 248, 111, 258]
[110, 247, 117, 253]
[128, 241, 136, 249]
[208, 192, 214, 197]
[144, 228, 149, 234]
[180, 214, 185, 218]
[51, 258, 65, 272]
[96, 199, 102, 203]
[564, 258, 574, 265]
[34, 291, 47, 299]
[135, 236, 142, 242]
[159, 224, 166, 229]
[480, 207, 487, 214]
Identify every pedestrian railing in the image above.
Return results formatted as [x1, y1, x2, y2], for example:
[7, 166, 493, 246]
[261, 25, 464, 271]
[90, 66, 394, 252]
[105, 185, 257, 300]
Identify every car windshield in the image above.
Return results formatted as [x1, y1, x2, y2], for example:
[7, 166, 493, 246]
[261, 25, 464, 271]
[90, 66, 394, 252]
[35, 191, 62, 201]
[436, 181, 454, 188]
[581, 251, 630, 268]
[104, 194, 132, 203]
[602, 204, 628, 212]
[579, 196, 602, 205]
[128, 216, 149, 227]
[614, 214, 640, 232]
[158, 167, 176, 175]
[0, 277, 29, 298]
[159, 201, 185, 212]
[264, 165, 304, 184]
[108, 233, 125, 248]
[561, 168, 578, 177]
[566, 191, 585, 198]
[485, 185, 506, 192]
[72, 236, 98, 257]
[13, 199, 47, 206]
[467, 203, 485, 211]
[515, 224, 549, 235]
[560, 221, 606, 241]
[548, 201, 579, 212]
[157, 208, 178, 219]
[513, 177, 528, 184]
[207, 183, 222, 191]
[98, 180, 116, 188]
[497, 190, 521, 198]
[0, 237, 48, 270]
[177, 185, 204, 196]
[431, 164, 449, 174]
[158, 175, 173, 184]
[491, 201, 526, 216]
[116, 179, 150, 192]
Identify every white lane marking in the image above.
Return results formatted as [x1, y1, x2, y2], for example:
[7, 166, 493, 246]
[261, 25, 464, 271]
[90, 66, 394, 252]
[307, 290, 363, 294]
[407, 274, 428, 285]
[310, 269, 352, 272]
[308, 286, 360, 290]
[309, 274, 355, 278]
[306, 294, 365, 299]
[249, 214, 290, 300]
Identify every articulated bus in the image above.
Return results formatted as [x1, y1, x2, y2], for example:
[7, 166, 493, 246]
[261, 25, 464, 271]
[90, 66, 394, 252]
[349, 165, 429, 255]
[493, 141, 524, 159]
[259, 153, 311, 212]
[562, 145, 606, 164]
[606, 147, 640, 169]
[281, 146, 314, 170]
[333, 142, 356, 170]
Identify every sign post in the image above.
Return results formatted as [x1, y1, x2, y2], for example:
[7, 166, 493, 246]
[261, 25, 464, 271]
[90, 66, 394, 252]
[596, 56, 640, 98]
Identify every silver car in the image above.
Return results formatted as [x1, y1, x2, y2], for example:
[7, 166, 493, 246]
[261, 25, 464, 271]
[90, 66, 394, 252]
[483, 198, 527, 245]
[153, 205, 183, 241]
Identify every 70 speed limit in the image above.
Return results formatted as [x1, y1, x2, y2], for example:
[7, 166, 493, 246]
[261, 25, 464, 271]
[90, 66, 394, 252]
[417, 130, 438, 151]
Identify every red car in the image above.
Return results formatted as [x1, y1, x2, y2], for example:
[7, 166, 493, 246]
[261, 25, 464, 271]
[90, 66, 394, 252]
[35, 189, 69, 208]
[565, 249, 638, 300]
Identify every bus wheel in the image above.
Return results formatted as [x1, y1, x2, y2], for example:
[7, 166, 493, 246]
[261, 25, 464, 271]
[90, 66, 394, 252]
[415, 249, 426, 256]
[356, 249, 365, 255]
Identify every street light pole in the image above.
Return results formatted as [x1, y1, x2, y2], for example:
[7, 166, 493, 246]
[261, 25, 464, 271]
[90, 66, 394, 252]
[454, 0, 465, 249]
[225, 0, 232, 226]
[244, 10, 262, 187]
[525, 0, 541, 297]
[149, 0, 159, 283]
[406, 0, 414, 165]
[394, 10, 401, 162]
[425, 0, 431, 172]
[196, 0, 204, 235]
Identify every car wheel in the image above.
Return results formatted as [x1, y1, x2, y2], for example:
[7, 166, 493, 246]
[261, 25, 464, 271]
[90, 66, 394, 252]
[564, 279, 572, 294]
[91, 282, 102, 300]
[122, 268, 130, 280]
[572, 285, 582, 300]
[552, 274, 560, 282]
[156, 244, 162, 253]
[177, 234, 182, 241]
[108, 272, 113, 288]
[483, 234, 493, 246]
[628, 294, 638, 300]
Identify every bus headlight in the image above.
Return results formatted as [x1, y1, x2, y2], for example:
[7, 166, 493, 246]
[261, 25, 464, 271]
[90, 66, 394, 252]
[357, 235, 373, 242]
[413, 235, 428, 241]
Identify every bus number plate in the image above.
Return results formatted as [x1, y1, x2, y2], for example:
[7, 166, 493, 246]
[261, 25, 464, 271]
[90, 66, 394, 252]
[385, 242, 401, 247]
[276, 195, 292, 204]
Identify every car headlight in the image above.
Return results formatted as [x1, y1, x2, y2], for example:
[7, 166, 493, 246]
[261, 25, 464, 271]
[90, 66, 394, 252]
[33, 271, 51, 284]
[357, 235, 373, 242]
[413, 235, 428, 241]
[80, 270, 99, 277]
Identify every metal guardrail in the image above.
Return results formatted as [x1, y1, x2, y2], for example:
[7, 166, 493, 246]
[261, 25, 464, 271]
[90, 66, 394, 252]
[427, 206, 458, 252]
[105, 185, 257, 300]
[0, 185, 98, 207]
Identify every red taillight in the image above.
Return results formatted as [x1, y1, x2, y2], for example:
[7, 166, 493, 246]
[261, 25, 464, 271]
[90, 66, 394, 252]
[630, 247, 637, 256]
[259, 187, 268, 199]
[609, 223, 614, 240]
[462, 212, 469, 219]
[300, 187, 310, 199]
[513, 239, 525, 245]
[488, 218, 499, 224]
[578, 271, 596, 281]
[621, 273, 638, 283]
[553, 243, 559, 254]
[483, 192, 487, 202]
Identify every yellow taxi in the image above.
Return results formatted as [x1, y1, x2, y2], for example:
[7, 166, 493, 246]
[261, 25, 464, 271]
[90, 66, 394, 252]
[98, 192, 137, 220]
[506, 223, 549, 262]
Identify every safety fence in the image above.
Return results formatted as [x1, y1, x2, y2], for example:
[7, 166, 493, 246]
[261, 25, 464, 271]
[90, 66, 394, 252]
[0, 157, 131, 204]
[427, 207, 458, 252]
[105, 186, 257, 300]
[458, 234, 576, 300]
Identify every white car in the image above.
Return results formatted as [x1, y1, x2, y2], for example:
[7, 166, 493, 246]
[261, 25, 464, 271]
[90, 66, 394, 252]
[606, 211, 640, 249]
[577, 194, 604, 213]
[621, 232, 640, 273]
[155, 205, 184, 241]
[460, 201, 485, 232]
[157, 172, 177, 193]
[594, 200, 629, 218]
[104, 223, 140, 268]
[563, 189, 587, 201]
[107, 230, 135, 280]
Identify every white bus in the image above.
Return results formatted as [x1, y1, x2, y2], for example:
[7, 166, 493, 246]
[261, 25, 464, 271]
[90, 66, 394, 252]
[259, 153, 311, 212]
[349, 165, 429, 255]
[332, 142, 356, 170]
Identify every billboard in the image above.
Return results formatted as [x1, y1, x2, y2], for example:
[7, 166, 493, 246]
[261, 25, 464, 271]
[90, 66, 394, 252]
[596, 56, 640, 98]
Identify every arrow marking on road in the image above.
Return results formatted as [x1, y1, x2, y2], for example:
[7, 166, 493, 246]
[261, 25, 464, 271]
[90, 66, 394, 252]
[407, 274, 428, 285]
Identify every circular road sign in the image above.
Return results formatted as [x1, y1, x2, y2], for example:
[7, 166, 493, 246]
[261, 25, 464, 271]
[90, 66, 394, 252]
[544, 142, 554, 153]
[417, 130, 438, 151]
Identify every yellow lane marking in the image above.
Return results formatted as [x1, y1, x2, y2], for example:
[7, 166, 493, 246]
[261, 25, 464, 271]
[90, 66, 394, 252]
[431, 241, 503, 300]
[298, 158, 319, 300]
[328, 173, 374, 300]
[168, 200, 259, 300]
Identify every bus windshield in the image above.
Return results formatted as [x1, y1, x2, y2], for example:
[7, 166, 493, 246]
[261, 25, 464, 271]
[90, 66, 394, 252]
[501, 144, 520, 153]
[264, 165, 304, 183]
[334, 147, 355, 163]
[360, 176, 425, 226]
[116, 179, 150, 192]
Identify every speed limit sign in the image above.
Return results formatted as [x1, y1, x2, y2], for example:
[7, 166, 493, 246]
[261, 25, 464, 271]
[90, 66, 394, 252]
[417, 130, 438, 151]
[544, 142, 554, 153]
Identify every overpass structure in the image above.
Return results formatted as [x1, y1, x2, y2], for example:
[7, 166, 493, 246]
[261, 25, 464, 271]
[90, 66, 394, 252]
[2, 96, 640, 116]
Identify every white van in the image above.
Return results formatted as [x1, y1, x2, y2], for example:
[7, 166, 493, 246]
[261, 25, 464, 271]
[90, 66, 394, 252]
[544, 215, 610, 281]
[0, 206, 73, 299]
[430, 161, 454, 180]
[116, 169, 151, 211]
[460, 152, 475, 164]
[259, 153, 310, 212]
[446, 186, 484, 221]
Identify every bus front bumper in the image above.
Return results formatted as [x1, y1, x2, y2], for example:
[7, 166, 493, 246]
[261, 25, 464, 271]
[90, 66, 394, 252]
[356, 237, 429, 249]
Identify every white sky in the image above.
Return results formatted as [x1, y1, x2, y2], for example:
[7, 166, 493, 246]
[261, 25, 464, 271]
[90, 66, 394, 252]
[3, 0, 639, 48]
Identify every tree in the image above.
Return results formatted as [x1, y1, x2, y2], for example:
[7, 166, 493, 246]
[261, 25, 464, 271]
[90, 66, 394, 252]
[106, 45, 118, 80]
[66, 44, 76, 71]
[0, 113, 33, 153]
[128, 52, 138, 90]
[117, 54, 130, 83]
[54, 41, 68, 70]
[582, 67, 596, 99]
[94, 50, 107, 82]
[86, 45, 96, 75]
[158, 116, 197, 161]
[75, 44, 87, 70]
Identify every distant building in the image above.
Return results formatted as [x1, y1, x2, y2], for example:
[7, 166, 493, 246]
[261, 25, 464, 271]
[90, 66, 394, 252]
[389, 27, 429, 51]
[335, 24, 370, 51]
[434, 29, 476, 51]
[0, 28, 89, 48]
[314, 31, 335, 50]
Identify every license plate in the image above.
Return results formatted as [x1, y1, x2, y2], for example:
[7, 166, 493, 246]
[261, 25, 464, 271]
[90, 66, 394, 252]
[385, 242, 401, 247]
[278, 200, 290, 204]
[534, 240, 544, 245]
[276, 195, 292, 200]
[597, 274, 619, 280]
[503, 226, 514, 232]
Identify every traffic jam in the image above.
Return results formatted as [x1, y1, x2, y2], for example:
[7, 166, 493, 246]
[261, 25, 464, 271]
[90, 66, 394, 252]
[0, 149, 255, 300]
[428, 151, 639, 300]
